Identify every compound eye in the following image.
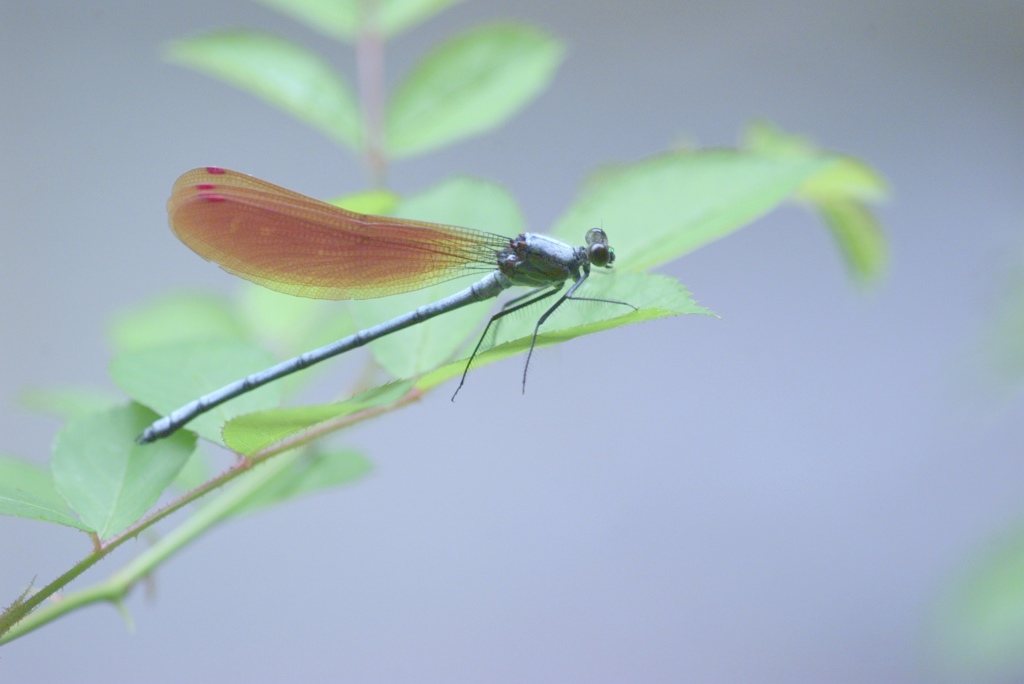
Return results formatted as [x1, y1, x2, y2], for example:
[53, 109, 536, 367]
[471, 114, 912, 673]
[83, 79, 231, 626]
[589, 243, 614, 267]
[585, 228, 608, 246]
[585, 228, 614, 267]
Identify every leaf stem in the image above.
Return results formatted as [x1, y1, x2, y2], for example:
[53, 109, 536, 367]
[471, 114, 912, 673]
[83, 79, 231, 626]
[357, 2, 388, 187]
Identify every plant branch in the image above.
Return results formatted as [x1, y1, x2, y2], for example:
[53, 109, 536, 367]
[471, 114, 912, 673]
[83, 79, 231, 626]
[356, 2, 388, 187]
[0, 385, 424, 644]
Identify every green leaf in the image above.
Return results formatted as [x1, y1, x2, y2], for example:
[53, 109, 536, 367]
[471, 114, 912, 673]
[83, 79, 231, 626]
[744, 121, 888, 282]
[387, 23, 564, 156]
[797, 157, 888, 204]
[228, 448, 372, 514]
[109, 291, 246, 354]
[172, 449, 213, 493]
[165, 31, 362, 150]
[552, 150, 834, 272]
[932, 527, 1024, 679]
[223, 380, 413, 454]
[254, 0, 467, 40]
[374, 0, 468, 37]
[110, 340, 283, 445]
[18, 386, 122, 420]
[0, 455, 91, 531]
[51, 405, 196, 538]
[349, 177, 524, 378]
[745, 121, 888, 202]
[238, 283, 356, 361]
[817, 199, 887, 283]
[418, 272, 711, 391]
[327, 188, 401, 216]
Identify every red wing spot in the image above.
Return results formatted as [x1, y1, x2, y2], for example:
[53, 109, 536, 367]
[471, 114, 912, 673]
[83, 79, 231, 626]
[205, 166, 226, 175]
[195, 183, 215, 190]
[197, 191, 226, 203]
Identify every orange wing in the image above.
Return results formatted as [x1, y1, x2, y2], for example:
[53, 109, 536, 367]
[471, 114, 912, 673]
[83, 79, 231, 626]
[167, 167, 510, 300]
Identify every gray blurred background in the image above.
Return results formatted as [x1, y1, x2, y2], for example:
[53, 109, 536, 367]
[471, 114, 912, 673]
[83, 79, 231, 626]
[2, 1, 1022, 681]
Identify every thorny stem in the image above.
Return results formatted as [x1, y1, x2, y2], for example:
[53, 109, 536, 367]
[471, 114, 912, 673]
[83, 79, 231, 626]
[0, 386, 424, 645]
